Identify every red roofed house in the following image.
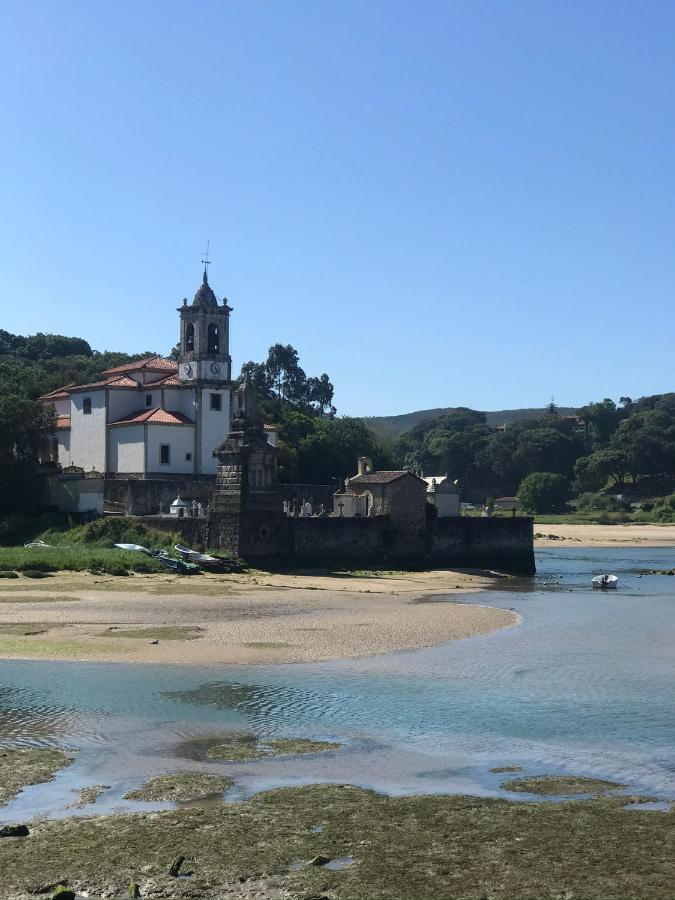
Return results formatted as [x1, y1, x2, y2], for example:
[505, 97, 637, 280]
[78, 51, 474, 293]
[40, 268, 265, 480]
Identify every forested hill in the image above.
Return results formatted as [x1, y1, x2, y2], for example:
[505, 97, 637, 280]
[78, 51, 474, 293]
[362, 406, 576, 440]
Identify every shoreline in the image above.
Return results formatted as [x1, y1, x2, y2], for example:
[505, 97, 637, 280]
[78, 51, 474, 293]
[0, 568, 517, 667]
[534, 522, 675, 547]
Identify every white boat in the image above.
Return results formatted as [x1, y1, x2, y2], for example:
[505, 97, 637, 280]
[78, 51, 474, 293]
[592, 574, 618, 589]
[175, 544, 222, 567]
[24, 540, 53, 549]
[114, 543, 150, 553]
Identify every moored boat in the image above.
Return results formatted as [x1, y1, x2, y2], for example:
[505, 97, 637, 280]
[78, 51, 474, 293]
[592, 574, 618, 589]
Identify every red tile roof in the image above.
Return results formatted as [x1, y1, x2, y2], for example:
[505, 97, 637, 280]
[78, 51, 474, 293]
[148, 373, 181, 386]
[101, 356, 178, 376]
[349, 470, 412, 485]
[109, 407, 194, 426]
[106, 375, 140, 388]
[55, 415, 71, 429]
[39, 384, 77, 401]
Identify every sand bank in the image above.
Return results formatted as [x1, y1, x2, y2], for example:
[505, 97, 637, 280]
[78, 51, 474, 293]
[534, 522, 675, 547]
[0, 568, 517, 665]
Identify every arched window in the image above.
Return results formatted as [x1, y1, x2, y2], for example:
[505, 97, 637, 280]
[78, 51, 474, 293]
[207, 322, 220, 354]
[185, 323, 194, 353]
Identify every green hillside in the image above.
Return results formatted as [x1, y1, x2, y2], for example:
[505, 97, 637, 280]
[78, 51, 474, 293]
[361, 407, 576, 440]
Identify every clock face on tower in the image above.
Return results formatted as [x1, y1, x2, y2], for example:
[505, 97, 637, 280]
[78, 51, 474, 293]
[179, 362, 195, 381]
[209, 361, 221, 376]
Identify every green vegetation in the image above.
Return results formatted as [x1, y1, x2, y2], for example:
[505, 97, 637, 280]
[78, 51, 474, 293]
[0, 782, 672, 899]
[392, 394, 675, 516]
[69, 784, 110, 808]
[0, 519, 187, 575]
[518, 471, 570, 514]
[96, 626, 203, 641]
[123, 773, 232, 803]
[204, 734, 341, 761]
[501, 775, 626, 795]
[0, 747, 72, 807]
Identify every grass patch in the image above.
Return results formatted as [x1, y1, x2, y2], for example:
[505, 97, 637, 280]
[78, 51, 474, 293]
[265, 738, 341, 755]
[0, 747, 72, 807]
[69, 784, 110, 808]
[0, 595, 81, 604]
[96, 626, 204, 641]
[0, 783, 673, 899]
[241, 641, 293, 649]
[0, 545, 167, 576]
[501, 774, 626, 795]
[0, 623, 55, 636]
[205, 735, 341, 762]
[123, 773, 232, 803]
[0, 637, 125, 658]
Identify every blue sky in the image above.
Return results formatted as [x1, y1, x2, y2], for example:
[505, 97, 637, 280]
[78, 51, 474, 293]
[1, 1, 675, 416]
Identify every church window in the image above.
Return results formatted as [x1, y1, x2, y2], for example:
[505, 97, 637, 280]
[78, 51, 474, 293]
[159, 444, 170, 465]
[207, 323, 220, 354]
[185, 452, 192, 462]
[145, 394, 152, 407]
[83, 397, 91, 415]
[210, 392, 222, 411]
[185, 323, 194, 353]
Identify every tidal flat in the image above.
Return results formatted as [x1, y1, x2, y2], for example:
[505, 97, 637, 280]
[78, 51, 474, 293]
[0, 779, 673, 899]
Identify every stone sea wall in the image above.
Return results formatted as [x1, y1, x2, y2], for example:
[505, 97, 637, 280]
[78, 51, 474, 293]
[145, 512, 535, 574]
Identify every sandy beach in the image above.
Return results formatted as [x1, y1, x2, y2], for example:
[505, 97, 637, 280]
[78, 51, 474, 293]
[534, 522, 675, 547]
[0, 568, 517, 665]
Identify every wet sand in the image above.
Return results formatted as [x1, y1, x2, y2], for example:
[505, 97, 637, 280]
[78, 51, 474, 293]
[0, 569, 517, 665]
[534, 522, 675, 547]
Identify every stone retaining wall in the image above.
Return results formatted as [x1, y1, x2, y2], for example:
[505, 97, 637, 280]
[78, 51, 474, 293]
[143, 512, 534, 574]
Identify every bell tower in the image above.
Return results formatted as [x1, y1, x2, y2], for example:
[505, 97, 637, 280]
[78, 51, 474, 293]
[176, 256, 233, 474]
[177, 266, 232, 384]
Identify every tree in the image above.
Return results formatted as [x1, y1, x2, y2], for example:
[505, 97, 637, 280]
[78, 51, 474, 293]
[578, 399, 620, 446]
[573, 449, 630, 493]
[297, 418, 395, 484]
[517, 472, 570, 514]
[265, 344, 306, 403]
[306, 374, 335, 417]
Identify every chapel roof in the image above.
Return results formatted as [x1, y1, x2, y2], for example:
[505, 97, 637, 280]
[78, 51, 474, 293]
[349, 470, 413, 485]
[109, 407, 195, 426]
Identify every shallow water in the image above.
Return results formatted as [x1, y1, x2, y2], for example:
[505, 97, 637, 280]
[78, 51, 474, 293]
[1, 547, 674, 819]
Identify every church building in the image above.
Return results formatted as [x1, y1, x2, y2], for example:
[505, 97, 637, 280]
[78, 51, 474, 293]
[40, 268, 265, 478]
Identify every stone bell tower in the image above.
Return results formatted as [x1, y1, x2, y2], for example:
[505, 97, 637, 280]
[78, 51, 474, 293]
[176, 259, 233, 474]
[177, 269, 232, 383]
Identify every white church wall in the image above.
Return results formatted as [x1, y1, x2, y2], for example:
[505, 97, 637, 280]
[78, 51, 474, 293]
[163, 387, 196, 419]
[108, 389, 146, 423]
[52, 398, 70, 417]
[108, 425, 145, 473]
[199, 387, 230, 474]
[147, 425, 195, 474]
[69, 390, 106, 472]
[57, 430, 72, 466]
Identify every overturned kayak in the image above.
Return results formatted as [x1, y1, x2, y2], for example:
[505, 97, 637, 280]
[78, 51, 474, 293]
[592, 574, 618, 589]
[114, 543, 150, 554]
[24, 540, 53, 549]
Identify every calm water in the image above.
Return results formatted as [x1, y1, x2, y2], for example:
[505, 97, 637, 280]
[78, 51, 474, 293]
[1, 547, 674, 819]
